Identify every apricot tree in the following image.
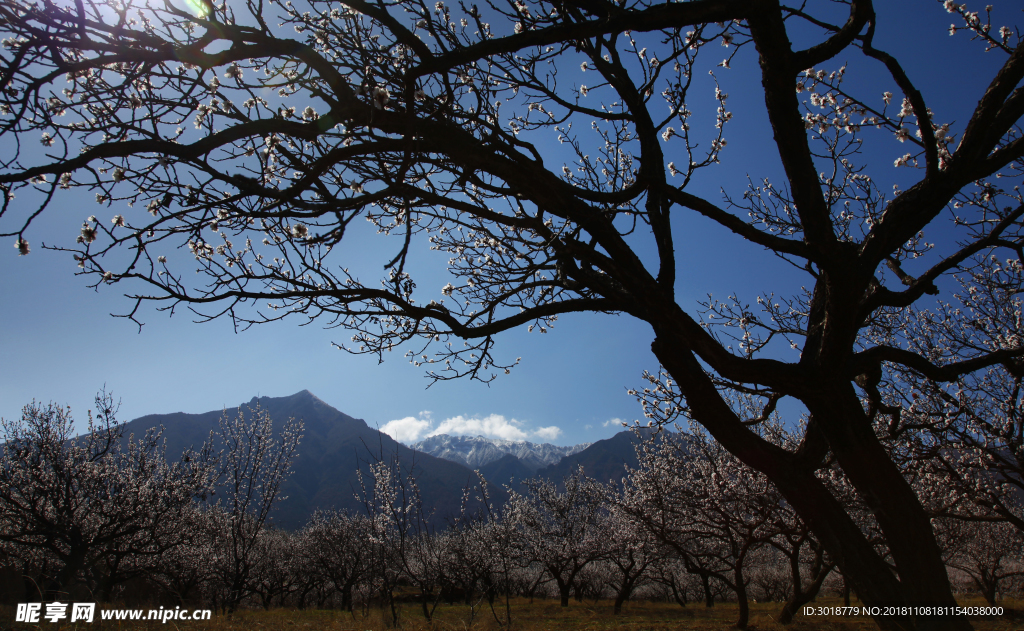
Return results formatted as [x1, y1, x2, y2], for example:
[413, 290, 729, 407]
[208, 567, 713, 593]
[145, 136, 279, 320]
[1, 0, 1022, 627]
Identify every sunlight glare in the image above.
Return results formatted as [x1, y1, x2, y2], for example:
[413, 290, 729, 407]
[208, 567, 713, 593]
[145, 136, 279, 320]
[182, 0, 210, 18]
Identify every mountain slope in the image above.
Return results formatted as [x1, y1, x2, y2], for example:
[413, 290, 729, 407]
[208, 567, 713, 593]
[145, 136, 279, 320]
[477, 454, 536, 488]
[535, 428, 661, 486]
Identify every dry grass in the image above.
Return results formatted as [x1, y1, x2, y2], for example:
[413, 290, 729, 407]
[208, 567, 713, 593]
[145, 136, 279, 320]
[3, 597, 1021, 631]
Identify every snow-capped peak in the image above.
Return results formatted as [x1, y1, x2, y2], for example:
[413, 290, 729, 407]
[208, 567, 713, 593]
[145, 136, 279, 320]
[411, 434, 591, 471]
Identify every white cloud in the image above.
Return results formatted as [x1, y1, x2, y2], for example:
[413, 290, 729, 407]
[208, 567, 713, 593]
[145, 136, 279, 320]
[380, 415, 433, 443]
[603, 418, 626, 428]
[534, 425, 562, 440]
[429, 414, 530, 441]
[384, 411, 565, 444]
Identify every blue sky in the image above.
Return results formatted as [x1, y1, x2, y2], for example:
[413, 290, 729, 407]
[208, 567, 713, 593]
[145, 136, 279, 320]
[0, 1, 1014, 446]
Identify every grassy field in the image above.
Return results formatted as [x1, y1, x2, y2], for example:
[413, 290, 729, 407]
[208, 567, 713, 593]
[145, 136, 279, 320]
[3, 597, 1022, 631]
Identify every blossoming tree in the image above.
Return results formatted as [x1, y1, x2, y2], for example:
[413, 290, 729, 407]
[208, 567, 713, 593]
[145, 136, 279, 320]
[868, 265, 1024, 533]
[0, 392, 215, 599]
[297, 509, 374, 611]
[509, 468, 606, 608]
[213, 403, 303, 612]
[1, 0, 1022, 627]
[623, 424, 780, 628]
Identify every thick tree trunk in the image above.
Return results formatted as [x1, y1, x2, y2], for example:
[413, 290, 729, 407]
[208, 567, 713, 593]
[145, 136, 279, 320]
[653, 338, 971, 631]
[783, 578, 830, 623]
[701, 572, 715, 608]
[612, 576, 637, 614]
[53, 548, 86, 600]
[734, 566, 749, 630]
[811, 384, 967, 627]
[977, 574, 997, 606]
[613, 591, 626, 615]
[341, 581, 354, 612]
[556, 577, 571, 607]
[226, 580, 244, 613]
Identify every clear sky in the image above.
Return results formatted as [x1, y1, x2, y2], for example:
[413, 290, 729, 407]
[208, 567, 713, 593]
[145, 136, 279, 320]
[0, 1, 1013, 446]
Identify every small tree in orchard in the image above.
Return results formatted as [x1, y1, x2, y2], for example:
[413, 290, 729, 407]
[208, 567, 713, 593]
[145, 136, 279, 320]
[150, 504, 220, 606]
[212, 403, 303, 613]
[4, 0, 1024, 626]
[597, 503, 663, 615]
[0, 392, 215, 599]
[446, 472, 524, 626]
[442, 516, 495, 621]
[298, 509, 373, 612]
[355, 452, 432, 626]
[647, 554, 703, 609]
[623, 419, 779, 630]
[511, 468, 606, 608]
[248, 528, 299, 609]
[765, 503, 835, 624]
[934, 517, 1024, 606]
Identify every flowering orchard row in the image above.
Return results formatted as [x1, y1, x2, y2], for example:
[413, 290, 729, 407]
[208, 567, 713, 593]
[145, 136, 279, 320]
[1, 392, 1020, 629]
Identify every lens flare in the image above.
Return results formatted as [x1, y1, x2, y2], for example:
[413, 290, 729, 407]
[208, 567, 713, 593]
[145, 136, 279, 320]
[183, 0, 209, 17]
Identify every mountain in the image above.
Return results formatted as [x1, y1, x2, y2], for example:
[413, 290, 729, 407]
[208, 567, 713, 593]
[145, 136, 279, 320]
[116, 392, 664, 529]
[120, 391, 488, 530]
[535, 427, 662, 486]
[411, 434, 590, 472]
[477, 454, 537, 488]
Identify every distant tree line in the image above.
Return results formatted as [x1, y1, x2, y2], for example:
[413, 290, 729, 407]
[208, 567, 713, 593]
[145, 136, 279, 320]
[1, 391, 1021, 629]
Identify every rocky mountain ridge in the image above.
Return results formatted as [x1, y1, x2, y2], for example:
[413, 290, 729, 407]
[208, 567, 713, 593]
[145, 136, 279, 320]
[411, 434, 591, 472]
